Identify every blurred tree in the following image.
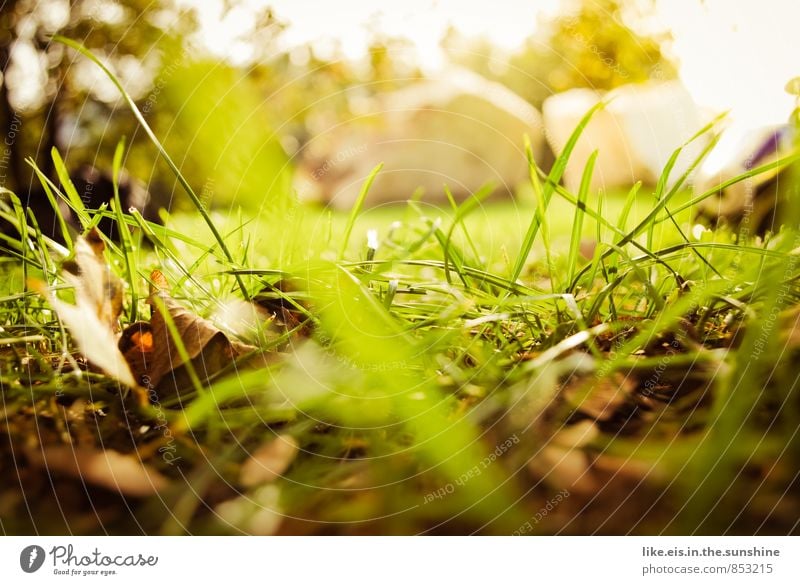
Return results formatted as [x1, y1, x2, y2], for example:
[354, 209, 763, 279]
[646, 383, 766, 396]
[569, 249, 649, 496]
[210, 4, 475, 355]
[446, 0, 677, 108]
[0, 0, 191, 195]
[153, 59, 292, 212]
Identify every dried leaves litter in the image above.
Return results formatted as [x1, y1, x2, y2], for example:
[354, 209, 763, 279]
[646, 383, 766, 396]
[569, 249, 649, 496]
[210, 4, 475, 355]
[120, 269, 256, 398]
[29, 228, 137, 389]
[30, 230, 265, 402]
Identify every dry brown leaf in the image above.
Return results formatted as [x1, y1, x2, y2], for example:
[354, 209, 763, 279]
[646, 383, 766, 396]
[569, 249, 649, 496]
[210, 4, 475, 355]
[30, 228, 136, 389]
[25, 445, 168, 497]
[239, 435, 299, 487]
[62, 227, 124, 330]
[120, 270, 255, 396]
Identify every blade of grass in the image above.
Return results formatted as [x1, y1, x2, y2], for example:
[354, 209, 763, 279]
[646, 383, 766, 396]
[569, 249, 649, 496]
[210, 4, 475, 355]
[444, 183, 490, 268]
[609, 182, 641, 280]
[337, 162, 383, 261]
[127, 208, 218, 303]
[525, 135, 556, 294]
[111, 138, 138, 322]
[566, 121, 724, 292]
[566, 150, 597, 290]
[646, 140, 721, 282]
[667, 148, 800, 218]
[8, 191, 29, 287]
[27, 161, 73, 252]
[54, 36, 249, 300]
[443, 183, 494, 290]
[511, 101, 604, 283]
[50, 148, 90, 228]
[150, 294, 207, 398]
[615, 118, 723, 254]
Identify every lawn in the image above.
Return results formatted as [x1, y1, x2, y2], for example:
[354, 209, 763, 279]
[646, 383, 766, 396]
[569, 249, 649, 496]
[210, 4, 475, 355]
[1, 42, 799, 535]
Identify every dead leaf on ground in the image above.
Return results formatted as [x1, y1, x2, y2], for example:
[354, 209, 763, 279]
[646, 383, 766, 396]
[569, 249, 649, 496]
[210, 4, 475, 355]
[120, 270, 255, 397]
[25, 445, 168, 497]
[239, 434, 299, 487]
[29, 228, 137, 389]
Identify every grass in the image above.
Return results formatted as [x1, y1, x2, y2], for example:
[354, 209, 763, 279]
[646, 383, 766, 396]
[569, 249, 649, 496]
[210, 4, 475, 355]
[1, 41, 799, 535]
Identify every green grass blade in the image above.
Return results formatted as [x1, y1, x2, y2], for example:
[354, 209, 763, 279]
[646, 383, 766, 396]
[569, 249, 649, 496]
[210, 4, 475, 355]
[337, 162, 383, 261]
[111, 138, 138, 322]
[608, 181, 641, 280]
[444, 183, 488, 266]
[53, 35, 249, 300]
[443, 183, 494, 289]
[617, 181, 640, 233]
[150, 294, 207, 398]
[646, 137, 720, 281]
[50, 148, 90, 228]
[668, 149, 800, 218]
[27, 159, 73, 251]
[567, 119, 724, 293]
[7, 191, 29, 285]
[511, 101, 604, 282]
[646, 147, 681, 253]
[615, 118, 722, 252]
[525, 135, 555, 294]
[566, 150, 597, 290]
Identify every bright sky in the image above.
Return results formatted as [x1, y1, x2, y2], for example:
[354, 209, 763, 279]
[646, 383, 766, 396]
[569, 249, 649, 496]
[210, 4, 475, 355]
[182, 0, 800, 128]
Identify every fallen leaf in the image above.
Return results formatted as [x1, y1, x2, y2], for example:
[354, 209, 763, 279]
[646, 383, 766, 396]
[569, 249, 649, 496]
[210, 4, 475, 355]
[239, 435, 299, 487]
[121, 270, 255, 396]
[30, 228, 136, 388]
[61, 227, 124, 330]
[25, 445, 168, 497]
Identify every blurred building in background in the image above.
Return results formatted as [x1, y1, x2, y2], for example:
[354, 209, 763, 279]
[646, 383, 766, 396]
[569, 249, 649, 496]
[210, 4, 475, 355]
[1, 0, 796, 214]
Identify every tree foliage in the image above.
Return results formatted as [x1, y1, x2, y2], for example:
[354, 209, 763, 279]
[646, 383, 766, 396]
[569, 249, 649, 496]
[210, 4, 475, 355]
[447, 0, 677, 108]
